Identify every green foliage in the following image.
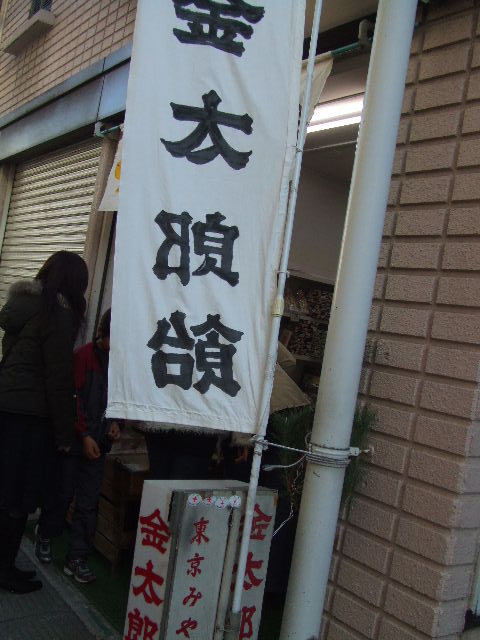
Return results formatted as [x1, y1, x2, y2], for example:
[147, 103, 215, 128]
[269, 405, 314, 511]
[342, 404, 376, 510]
[268, 403, 376, 513]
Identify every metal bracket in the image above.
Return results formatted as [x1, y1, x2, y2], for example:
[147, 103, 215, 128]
[307, 443, 351, 468]
[272, 296, 284, 317]
[94, 121, 122, 139]
[307, 442, 371, 468]
[358, 19, 374, 51]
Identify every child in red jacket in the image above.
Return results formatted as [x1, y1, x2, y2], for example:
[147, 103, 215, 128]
[35, 309, 121, 583]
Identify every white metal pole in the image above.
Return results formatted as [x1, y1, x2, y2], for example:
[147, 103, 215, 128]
[230, 0, 325, 620]
[280, 1, 417, 638]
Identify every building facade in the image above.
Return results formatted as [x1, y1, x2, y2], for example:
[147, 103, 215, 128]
[326, 2, 480, 638]
[1, 1, 480, 639]
[0, 0, 137, 337]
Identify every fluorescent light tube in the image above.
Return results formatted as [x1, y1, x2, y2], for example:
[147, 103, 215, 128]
[307, 95, 364, 133]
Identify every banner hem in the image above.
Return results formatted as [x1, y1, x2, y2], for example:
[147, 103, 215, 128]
[106, 401, 257, 435]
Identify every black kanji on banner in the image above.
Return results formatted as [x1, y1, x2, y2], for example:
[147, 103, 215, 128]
[153, 211, 192, 286]
[172, 0, 265, 57]
[161, 90, 253, 170]
[148, 311, 195, 390]
[192, 212, 239, 285]
[192, 314, 243, 396]
[153, 210, 239, 286]
[148, 312, 243, 396]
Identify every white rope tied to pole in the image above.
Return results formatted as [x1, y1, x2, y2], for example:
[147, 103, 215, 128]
[250, 434, 370, 469]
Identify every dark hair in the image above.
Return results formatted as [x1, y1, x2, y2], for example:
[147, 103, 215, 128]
[98, 308, 111, 338]
[36, 251, 88, 331]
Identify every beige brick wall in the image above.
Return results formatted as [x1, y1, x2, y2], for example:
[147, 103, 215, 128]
[326, 2, 480, 638]
[0, 0, 137, 118]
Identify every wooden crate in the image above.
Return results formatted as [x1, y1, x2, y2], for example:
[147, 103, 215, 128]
[97, 494, 139, 531]
[100, 453, 149, 504]
[96, 508, 136, 548]
[93, 530, 123, 566]
[93, 453, 149, 565]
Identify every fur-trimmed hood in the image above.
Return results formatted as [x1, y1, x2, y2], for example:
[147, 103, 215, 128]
[0, 279, 43, 335]
[6, 279, 70, 308]
[0, 278, 78, 448]
[6, 278, 43, 300]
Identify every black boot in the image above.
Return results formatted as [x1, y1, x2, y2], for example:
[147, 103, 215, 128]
[0, 567, 42, 593]
[0, 512, 41, 593]
[11, 566, 37, 580]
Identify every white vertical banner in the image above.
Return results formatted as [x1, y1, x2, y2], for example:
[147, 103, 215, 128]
[107, 0, 305, 434]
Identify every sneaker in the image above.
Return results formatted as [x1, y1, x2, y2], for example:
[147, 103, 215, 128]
[64, 558, 96, 584]
[34, 525, 52, 564]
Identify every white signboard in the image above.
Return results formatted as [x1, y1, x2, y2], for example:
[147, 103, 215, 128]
[107, 0, 305, 433]
[163, 493, 231, 639]
[124, 481, 276, 640]
[229, 492, 276, 639]
[124, 482, 172, 640]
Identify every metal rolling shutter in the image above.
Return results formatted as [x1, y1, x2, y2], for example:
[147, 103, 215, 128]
[0, 139, 102, 308]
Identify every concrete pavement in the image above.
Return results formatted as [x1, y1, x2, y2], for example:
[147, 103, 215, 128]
[0, 537, 121, 640]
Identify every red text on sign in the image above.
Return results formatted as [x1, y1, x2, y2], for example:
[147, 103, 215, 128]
[124, 607, 158, 640]
[132, 560, 164, 605]
[140, 508, 171, 554]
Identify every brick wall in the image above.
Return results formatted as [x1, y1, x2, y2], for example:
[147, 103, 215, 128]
[0, 0, 137, 117]
[325, 2, 480, 638]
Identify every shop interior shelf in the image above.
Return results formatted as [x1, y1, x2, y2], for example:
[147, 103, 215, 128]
[283, 310, 329, 326]
[291, 353, 323, 364]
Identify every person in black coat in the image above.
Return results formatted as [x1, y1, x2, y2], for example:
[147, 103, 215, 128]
[0, 251, 88, 594]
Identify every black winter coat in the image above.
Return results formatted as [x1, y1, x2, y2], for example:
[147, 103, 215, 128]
[0, 279, 77, 448]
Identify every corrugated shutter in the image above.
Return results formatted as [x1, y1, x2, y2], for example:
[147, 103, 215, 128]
[0, 138, 102, 308]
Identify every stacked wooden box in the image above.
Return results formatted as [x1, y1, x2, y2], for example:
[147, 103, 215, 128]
[94, 453, 149, 565]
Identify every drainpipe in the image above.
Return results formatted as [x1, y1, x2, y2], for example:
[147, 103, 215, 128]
[279, 1, 417, 638]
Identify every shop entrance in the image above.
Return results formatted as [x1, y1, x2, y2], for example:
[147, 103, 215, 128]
[282, 133, 356, 398]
